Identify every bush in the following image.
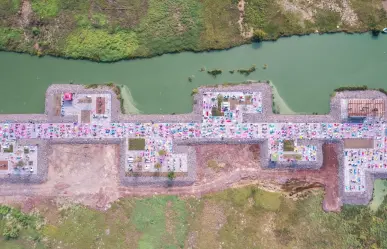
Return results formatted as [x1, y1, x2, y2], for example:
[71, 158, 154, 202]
[158, 150, 167, 156]
[167, 171, 176, 180]
[191, 88, 199, 96]
[252, 29, 267, 42]
[3, 223, 20, 239]
[32, 27, 40, 36]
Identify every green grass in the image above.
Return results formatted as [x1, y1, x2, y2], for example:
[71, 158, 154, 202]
[134, 0, 203, 56]
[0, 0, 386, 61]
[199, 0, 242, 49]
[0, 0, 20, 17]
[128, 138, 146, 151]
[64, 28, 139, 61]
[31, 0, 60, 19]
[132, 196, 188, 249]
[0, 28, 22, 49]
[5, 186, 387, 248]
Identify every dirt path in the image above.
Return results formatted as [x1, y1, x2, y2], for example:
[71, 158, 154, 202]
[237, 0, 253, 38]
[19, 0, 32, 27]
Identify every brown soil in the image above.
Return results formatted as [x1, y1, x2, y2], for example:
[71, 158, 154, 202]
[0, 143, 340, 212]
[383, 1, 387, 12]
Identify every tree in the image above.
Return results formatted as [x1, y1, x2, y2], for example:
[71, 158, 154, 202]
[167, 171, 176, 181]
[154, 163, 162, 169]
[252, 29, 267, 42]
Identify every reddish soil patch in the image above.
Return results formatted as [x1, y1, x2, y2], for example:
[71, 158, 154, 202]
[193, 143, 340, 211]
[195, 144, 260, 183]
[96, 97, 106, 114]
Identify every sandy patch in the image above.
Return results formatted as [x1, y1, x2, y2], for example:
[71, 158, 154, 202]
[44, 144, 121, 210]
[278, 0, 359, 26]
[237, 0, 253, 38]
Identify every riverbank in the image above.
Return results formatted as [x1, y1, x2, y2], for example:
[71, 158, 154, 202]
[0, 0, 386, 62]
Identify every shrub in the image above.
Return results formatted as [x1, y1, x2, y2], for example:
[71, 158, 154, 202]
[158, 150, 167, 156]
[167, 171, 176, 180]
[191, 88, 199, 96]
[3, 223, 20, 239]
[252, 29, 267, 42]
[32, 27, 40, 36]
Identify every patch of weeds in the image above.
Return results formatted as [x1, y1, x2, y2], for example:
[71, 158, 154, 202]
[64, 28, 139, 61]
[314, 9, 341, 32]
[0, 28, 22, 49]
[135, 0, 203, 56]
[128, 138, 145, 150]
[31, 0, 60, 19]
[0, 0, 21, 17]
[200, 0, 243, 49]
[131, 196, 188, 249]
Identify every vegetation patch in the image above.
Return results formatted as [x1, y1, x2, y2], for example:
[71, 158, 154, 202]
[128, 138, 146, 151]
[0, 28, 22, 49]
[135, 0, 203, 56]
[131, 196, 188, 248]
[0, 0, 21, 17]
[237, 65, 257, 76]
[31, 0, 60, 19]
[199, 0, 242, 49]
[207, 69, 222, 77]
[283, 140, 295, 152]
[64, 28, 139, 61]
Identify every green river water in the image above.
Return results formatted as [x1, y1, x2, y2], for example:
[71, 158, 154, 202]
[1, 32, 387, 208]
[0, 33, 386, 115]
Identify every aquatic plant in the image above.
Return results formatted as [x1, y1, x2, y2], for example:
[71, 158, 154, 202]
[207, 69, 222, 77]
[263, 64, 268, 69]
[237, 65, 256, 76]
[199, 67, 206, 72]
[191, 88, 199, 96]
[188, 75, 195, 82]
[334, 85, 368, 92]
[229, 70, 235, 74]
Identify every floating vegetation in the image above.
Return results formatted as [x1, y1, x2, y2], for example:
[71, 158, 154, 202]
[191, 88, 199, 96]
[229, 70, 235, 74]
[237, 65, 256, 76]
[263, 64, 268, 69]
[207, 69, 222, 77]
[188, 75, 195, 82]
[199, 67, 206, 72]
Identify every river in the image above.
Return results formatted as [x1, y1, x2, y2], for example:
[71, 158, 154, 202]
[0, 33, 386, 114]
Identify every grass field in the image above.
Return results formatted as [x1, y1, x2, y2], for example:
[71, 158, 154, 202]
[1, 186, 387, 248]
[0, 0, 385, 61]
